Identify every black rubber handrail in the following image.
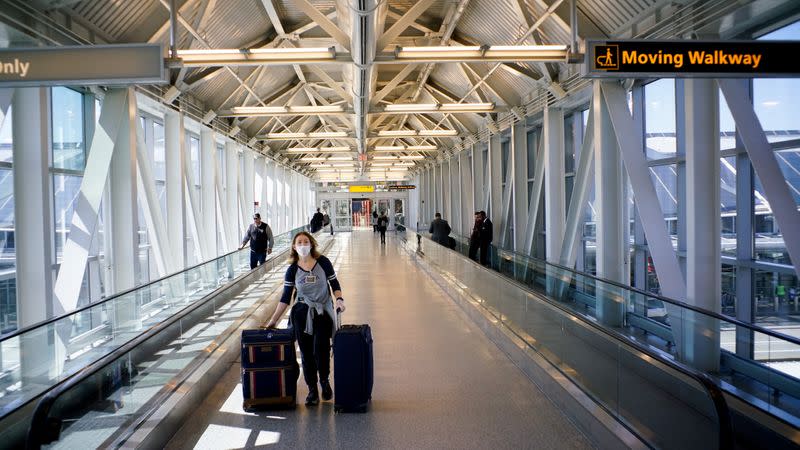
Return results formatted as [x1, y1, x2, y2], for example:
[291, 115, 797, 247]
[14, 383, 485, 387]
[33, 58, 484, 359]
[404, 231, 734, 449]
[419, 225, 800, 349]
[24, 230, 324, 449]
[1, 226, 304, 342]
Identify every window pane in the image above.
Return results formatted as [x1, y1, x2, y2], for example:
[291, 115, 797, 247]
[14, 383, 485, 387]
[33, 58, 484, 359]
[0, 168, 15, 333]
[721, 157, 737, 255]
[645, 79, 677, 160]
[190, 136, 200, 185]
[0, 104, 12, 163]
[153, 121, 166, 181]
[754, 268, 799, 326]
[753, 22, 800, 144]
[52, 87, 85, 170]
[719, 91, 736, 150]
[53, 174, 83, 260]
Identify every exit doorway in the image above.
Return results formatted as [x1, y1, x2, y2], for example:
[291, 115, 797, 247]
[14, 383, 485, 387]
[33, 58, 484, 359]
[351, 198, 373, 230]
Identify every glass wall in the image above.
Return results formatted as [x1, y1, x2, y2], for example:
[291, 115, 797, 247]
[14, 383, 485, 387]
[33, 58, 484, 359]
[0, 101, 14, 333]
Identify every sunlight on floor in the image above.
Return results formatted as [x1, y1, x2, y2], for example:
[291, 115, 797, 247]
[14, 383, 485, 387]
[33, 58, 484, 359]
[194, 424, 280, 449]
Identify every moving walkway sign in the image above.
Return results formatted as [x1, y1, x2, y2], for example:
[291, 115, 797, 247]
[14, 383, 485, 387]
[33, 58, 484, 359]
[349, 185, 375, 193]
[0, 44, 165, 87]
[586, 40, 800, 78]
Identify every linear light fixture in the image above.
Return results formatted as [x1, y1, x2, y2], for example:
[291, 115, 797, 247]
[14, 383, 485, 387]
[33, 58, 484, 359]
[286, 146, 352, 153]
[299, 157, 328, 162]
[370, 163, 394, 167]
[373, 156, 399, 160]
[388, 167, 409, 171]
[394, 45, 569, 62]
[394, 162, 416, 166]
[373, 145, 437, 152]
[178, 47, 337, 67]
[327, 156, 353, 161]
[375, 129, 457, 137]
[399, 155, 425, 160]
[227, 105, 344, 117]
[264, 131, 349, 140]
[379, 103, 494, 114]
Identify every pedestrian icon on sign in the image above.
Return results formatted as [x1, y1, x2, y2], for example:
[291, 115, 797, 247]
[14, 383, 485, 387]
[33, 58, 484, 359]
[595, 45, 619, 70]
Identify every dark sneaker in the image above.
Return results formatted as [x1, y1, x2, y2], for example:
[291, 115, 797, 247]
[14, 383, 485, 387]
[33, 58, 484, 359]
[320, 380, 333, 401]
[305, 388, 320, 406]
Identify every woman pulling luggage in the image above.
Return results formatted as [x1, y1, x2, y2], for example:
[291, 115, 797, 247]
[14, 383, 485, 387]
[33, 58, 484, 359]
[265, 231, 346, 406]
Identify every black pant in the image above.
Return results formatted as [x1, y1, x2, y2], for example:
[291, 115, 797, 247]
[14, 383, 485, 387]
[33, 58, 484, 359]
[250, 250, 266, 269]
[290, 303, 334, 387]
[468, 240, 478, 260]
[479, 242, 491, 265]
[379, 228, 386, 243]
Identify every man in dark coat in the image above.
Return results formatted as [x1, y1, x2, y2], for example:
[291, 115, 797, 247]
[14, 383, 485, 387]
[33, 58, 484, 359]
[310, 208, 324, 232]
[469, 211, 493, 264]
[428, 212, 451, 247]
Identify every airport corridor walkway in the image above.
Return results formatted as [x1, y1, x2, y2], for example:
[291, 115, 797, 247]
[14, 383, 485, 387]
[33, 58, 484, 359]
[165, 231, 593, 449]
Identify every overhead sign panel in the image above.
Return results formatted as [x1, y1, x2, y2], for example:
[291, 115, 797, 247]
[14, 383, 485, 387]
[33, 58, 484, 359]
[387, 185, 415, 190]
[586, 40, 800, 78]
[0, 44, 165, 87]
[349, 185, 375, 193]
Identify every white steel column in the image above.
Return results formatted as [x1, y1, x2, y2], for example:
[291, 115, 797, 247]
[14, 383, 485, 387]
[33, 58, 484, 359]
[593, 82, 625, 326]
[256, 155, 267, 216]
[685, 78, 721, 371]
[472, 145, 484, 214]
[460, 151, 473, 234]
[488, 135, 503, 244]
[110, 88, 139, 293]
[512, 122, 528, 252]
[544, 106, 565, 262]
[244, 151, 255, 222]
[266, 160, 276, 229]
[164, 110, 186, 269]
[443, 159, 451, 222]
[200, 129, 217, 257]
[560, 111, 595, 267]
[225, 141, 239, 247]
[13, 88, 54, 324]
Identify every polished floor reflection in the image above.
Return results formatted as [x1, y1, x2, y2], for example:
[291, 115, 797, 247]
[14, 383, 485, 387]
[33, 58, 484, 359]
[166, 231, 592, 449]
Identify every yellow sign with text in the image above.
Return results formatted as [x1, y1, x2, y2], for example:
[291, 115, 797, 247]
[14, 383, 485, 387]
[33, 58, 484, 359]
[349, 185, 375, 193]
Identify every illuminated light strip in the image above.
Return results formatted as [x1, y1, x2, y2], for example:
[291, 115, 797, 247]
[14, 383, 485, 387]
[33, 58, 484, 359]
[226, 105, 345, 117]
[286, 147, 352, 153]
[373, 145, 437, 152]
[263, 131, 349, 140]
[393, 45, 569, 62]
[178, 47, 337, 67]
[378, 103, 495, 114]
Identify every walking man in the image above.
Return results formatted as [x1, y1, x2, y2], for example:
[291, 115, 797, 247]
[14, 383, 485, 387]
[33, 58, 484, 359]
[377, 211, 389, 244]
[477, 211, 493, 265]
[240, 213, 274, 269]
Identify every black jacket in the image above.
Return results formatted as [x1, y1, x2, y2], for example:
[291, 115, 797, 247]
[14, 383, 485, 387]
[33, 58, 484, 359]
[377, 216, 389, 231]
[429, 218, 451, 244]
[310, 212, 324, 230]
[470, 218, 492, 245]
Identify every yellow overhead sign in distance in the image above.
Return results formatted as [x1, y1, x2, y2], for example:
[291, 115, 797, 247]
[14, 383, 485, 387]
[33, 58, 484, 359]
[349, 185, 375, 193]
[586, 40, 800, 78]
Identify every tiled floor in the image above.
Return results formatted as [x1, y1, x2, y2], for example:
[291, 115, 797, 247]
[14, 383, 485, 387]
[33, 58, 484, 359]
[165, 231, 593, 450]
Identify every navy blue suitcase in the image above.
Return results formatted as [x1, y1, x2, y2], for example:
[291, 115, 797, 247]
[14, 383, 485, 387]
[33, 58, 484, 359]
[241, 328, 299, 410]
[333, 324, 373, 413]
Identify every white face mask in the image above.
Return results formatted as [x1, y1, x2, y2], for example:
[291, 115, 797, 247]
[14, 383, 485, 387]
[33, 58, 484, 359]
[296, 245, 311, 257]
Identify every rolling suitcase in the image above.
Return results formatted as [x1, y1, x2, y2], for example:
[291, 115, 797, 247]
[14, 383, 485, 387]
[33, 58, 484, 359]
[333, 324, 373, 413]
[241, 328, 299, 410]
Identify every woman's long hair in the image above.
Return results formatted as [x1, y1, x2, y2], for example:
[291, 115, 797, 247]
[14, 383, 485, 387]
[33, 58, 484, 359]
[288, 231, 321, 264]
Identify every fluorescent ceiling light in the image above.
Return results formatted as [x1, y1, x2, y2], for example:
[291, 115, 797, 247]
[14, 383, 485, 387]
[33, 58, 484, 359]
[376, 129, 457, 137]
[227, 105, 344, 117]
[394, 162, 415, 166]
[266, 132, 306, 139]
[394, 45, 568, 62]
[378, 103, 494, 114]
[373, 156, 398, 160]
[383, 103, 437, 113]
[264, 131, 350, 140]
[309, 163, 329, 168]
[400, 155, 425, 160]
[327, 156, 353, 161]
[178, 47, 336, 67]
[330, 163, 355, 167]
[286, 146, 352, 153]
[309, 131, 348, 138]
[377, 130, 416, 137]
[373, 145, 437, 152]
[370, 163, 394, 167]
[389, 167, 409, 172]
[316, 169, 336, 173]
[438, 103, 494, 112]
[300, 157, 328, 162]
[286, 147, 318, 153]
[406, 145, 438, 151]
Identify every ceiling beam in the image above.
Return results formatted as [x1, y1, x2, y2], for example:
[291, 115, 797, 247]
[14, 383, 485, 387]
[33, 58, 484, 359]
[291, 0, 351, 50]
[376, 0, 437, 51]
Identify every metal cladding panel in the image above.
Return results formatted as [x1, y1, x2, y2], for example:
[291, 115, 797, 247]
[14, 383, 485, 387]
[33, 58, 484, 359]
[456, 0, 571, 48]
[577, 0, 660, 36]
[70, 0, 163, 41]
[200, 0, 274, 48]
[274, 0, 339, 29]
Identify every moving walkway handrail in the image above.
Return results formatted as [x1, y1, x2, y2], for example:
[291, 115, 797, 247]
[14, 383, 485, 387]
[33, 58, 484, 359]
[406, 230, 734, 449]
[0, 238, 282, 343]
[431, 227, 800, 349]
[25, 228, 315, 449]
